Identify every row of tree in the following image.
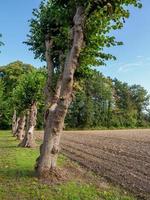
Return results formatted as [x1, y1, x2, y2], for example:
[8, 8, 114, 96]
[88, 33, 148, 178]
[1, 61, 149, 133]
[0, 61, 45, 147]
[0, 0, 143, 177]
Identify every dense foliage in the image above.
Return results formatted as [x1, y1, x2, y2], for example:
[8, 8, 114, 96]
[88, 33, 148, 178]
[65, 70, 150, 129]
[0, 61, 34, 128]
[26, 0, 141, 66]
[0, 79, 8, 129]
[0, 1, 146, 131]
[25, 0, 142, 98]
[12, 69, 46, 114]
[1, 61, 149, 130]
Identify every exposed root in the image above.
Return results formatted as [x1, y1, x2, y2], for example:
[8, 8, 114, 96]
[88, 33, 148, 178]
[37, 168, 69, 185]
[18, 140, 36, 148]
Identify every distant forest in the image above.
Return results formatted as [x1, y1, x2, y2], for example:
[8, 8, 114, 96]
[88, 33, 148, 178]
[0, 61, 150, 130]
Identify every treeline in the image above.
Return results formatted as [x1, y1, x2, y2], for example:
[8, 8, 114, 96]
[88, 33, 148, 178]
[0, 61, 150, 131]
[66, 71, 150, 129]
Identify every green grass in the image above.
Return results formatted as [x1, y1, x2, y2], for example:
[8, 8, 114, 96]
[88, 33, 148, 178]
[0, 131, 136, 200]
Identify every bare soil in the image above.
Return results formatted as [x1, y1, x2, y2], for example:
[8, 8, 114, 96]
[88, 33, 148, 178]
[37, 129, 150, 200]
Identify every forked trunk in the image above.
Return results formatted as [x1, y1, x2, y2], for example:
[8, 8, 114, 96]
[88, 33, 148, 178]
[35, 7, 84, 177]
[19, 102, 37, 148]
[16, 115, 26, 141]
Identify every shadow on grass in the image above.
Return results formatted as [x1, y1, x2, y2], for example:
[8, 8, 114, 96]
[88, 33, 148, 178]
[0, 168, 36, 178]
[0, 139, 16, 142]
[0, 134, 13, 138]
[0, 145, 18, 149]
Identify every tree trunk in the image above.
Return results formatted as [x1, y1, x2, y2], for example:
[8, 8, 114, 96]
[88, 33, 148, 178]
[16, 115, 26, 141]
[15, 117, 20, 136]
[35, 7, 84, 177]
[12, 110, 18, 136]
[19, 102, 37, 148]
[44, 35, 54, 104]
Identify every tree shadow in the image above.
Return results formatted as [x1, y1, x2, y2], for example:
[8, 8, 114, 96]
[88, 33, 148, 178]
[0, 134, 37, 179]
[0, 145, 18, 149]
[0, 134, 13, 138]
[0, 168, 36, 179]
[0, 139, 15, 142]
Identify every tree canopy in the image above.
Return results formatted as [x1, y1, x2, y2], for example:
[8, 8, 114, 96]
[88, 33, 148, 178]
[12, 69, 46, 114]
[0, 61, 34, 94]
[25, 0, 141, 69]
[0, 61, 35, 129]
[66, 71, 150, 129]
[0, 63, 149, 130]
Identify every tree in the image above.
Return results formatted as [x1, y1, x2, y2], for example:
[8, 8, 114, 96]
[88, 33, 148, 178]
[15, 115, 26, 140]
[112, 79, 137, 127]
[130, 84, 150, 127]
[0, 61, 34, 132]
[0, 80, 5, 125]
[65, 70, 113, 128]
[0, 61, 33, 94]
[111, 79, 150, 128]
[12, 69, 46, 147]
[0, 79, 12, 129]
[26, 0, 142, 177]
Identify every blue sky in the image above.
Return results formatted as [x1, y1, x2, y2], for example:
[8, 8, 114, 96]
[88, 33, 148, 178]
[0, 0, 150, 93]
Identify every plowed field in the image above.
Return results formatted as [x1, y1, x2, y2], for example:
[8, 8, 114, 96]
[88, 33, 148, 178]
[37, 129, 150, 199]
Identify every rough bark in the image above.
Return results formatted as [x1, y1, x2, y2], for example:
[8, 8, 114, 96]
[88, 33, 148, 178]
[16, 115, 26, 141]
[19, 102, 37, 148]
[15, 117, 20, 136]
[44, 36, 54, 104]
[12, 110, 18, 136]
[35, 7, 85, 177]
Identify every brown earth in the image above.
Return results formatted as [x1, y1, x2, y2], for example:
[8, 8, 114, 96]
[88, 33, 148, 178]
[36, 129, 150, 200]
